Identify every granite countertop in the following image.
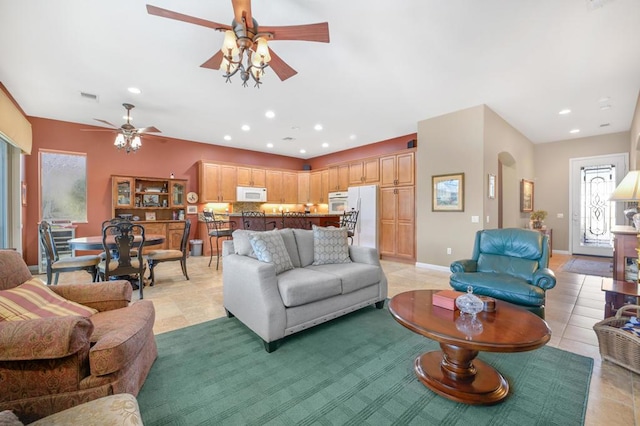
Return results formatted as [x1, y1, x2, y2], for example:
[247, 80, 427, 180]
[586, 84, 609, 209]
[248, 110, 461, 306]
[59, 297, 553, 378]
[227, 213, 339, 217]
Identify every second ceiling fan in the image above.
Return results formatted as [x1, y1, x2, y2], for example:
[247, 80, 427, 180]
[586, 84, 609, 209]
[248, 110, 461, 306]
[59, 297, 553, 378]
[146, 0, 330, 86]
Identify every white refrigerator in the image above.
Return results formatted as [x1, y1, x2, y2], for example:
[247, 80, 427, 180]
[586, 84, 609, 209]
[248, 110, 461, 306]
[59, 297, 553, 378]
[347, 185, 378, 249]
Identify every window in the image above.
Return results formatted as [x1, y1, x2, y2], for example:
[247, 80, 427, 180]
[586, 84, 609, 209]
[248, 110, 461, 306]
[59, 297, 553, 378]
[39, 150, 87, 222]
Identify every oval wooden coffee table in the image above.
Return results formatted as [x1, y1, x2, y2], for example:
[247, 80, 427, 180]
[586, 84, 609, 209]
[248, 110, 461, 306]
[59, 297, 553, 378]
[389, 290, 551, 405]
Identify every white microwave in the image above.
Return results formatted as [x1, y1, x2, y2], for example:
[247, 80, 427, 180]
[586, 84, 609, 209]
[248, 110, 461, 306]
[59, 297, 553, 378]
[236, 186, 267, 202]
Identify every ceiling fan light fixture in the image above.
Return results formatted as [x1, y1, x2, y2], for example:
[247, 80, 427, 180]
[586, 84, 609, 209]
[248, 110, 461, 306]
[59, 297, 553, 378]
[114, 134, 125, 148]
[255, 38, 270, 63]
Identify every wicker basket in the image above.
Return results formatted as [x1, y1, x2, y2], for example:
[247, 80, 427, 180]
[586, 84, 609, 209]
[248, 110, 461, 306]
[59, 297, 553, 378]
[593, 305, 640, 374]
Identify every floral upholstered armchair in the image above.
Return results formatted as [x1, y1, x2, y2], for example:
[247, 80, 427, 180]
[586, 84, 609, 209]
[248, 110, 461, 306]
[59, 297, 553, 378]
[0, 250, 157, 423]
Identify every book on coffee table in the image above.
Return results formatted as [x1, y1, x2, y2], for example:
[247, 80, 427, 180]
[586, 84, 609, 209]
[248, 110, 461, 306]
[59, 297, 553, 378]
[432, 290, 464, 310]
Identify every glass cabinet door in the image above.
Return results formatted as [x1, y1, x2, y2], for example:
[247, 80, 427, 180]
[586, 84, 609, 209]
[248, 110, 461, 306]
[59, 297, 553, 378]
[114, 177, 134, 208]
[171, 181, 185, 207]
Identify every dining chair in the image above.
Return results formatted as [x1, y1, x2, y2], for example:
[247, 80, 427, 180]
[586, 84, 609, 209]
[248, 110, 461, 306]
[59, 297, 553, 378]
[327, 210, 359, 244]
[100, 218, 138, 260]
[241, 211, 277, 231]
[281, 211, 312, 229]
[145, 219, 191, 285]
[98, 221, 146, 299]
[203, 212, 236, 269]
[38, 221, 101, 285]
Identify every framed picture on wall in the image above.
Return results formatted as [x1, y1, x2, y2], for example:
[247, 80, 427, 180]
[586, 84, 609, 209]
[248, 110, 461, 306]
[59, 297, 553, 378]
[432, 173, 465, 212]
[520, 179, 534, 212]
[186, 205, 197, 214]
[488, 174, 496, 199]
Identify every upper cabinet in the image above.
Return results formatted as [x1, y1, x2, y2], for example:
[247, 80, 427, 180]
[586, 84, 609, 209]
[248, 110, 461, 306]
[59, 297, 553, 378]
[298, 172, 310, 204]
[380, 151, 415, 187]
[328, 164, 349, 192]
[170, 180, 186, 208]
[310, 170, 330, 204]
[349, 158, 380, 186]
[198, 161, 237, 203]
[113, 176, 135, 208]
[112, 175, 188, 221]
[237, 166, 266, 187]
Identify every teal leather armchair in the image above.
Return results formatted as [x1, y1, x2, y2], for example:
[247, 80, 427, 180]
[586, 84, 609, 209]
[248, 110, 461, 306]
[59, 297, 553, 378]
[450, 228, 556, 318]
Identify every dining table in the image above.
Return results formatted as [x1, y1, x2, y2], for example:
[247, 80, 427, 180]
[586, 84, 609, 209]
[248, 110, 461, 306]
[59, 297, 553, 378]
[68, 234, 166, 251]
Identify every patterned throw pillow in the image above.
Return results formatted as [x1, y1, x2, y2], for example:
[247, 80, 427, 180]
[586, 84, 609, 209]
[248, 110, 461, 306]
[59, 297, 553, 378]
[312, 225, 352, 265]
[0, 278, 98, 321]
[249, 231, 294, 275]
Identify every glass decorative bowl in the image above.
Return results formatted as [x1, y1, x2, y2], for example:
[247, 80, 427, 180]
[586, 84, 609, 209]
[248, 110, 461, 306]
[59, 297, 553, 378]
[456, 286, 484, 316]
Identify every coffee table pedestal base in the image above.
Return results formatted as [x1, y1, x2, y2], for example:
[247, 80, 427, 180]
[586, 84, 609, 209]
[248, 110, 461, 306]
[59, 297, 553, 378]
[415, 349, 509, 405]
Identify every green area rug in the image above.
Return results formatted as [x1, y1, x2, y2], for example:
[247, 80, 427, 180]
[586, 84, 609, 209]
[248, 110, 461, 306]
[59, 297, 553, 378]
[138, 307, 593, 425]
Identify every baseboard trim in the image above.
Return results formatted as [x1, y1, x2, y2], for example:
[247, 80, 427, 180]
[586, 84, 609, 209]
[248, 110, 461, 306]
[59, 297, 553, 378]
[415, 262, 449, 272]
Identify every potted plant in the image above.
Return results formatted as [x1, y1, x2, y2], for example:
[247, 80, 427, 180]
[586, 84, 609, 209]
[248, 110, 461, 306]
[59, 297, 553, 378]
[530, 210, 548, 229]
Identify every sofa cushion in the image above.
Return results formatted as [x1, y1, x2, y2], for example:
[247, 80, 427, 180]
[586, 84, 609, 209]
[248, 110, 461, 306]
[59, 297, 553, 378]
[278, 228, 301, 268]
[476, 253, 538, 283]
[249, 230, 294, 275]
[276, 268, 342, 307]
[88, 300, 155, 376]
[0, 278, 98, 321]
[450, 272, 546, 307]
[311, 225, 352, 265]
[232, 229, 257, 258]
[306, 263, 381, 294]
[293, 229, 314, 267]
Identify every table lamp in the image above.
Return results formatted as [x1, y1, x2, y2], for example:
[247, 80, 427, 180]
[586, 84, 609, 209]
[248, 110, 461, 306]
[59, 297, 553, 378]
[610, 171, 640, 230]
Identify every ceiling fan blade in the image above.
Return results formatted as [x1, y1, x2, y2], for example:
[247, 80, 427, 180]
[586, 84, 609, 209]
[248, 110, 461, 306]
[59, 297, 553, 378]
[267, 48, 297, 81]
[200, 51, 224, 70]
[93, 119, 119, 128]
[80, 128, 118, 132]
[136, 126, 162, 134]
[260, 22, 330, 43]
[231, 0, 253, 27]
[146, 4, 231, 31]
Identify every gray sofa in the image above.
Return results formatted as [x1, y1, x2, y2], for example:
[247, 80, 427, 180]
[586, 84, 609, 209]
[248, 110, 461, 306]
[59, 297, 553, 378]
[222, 227, 388, 352]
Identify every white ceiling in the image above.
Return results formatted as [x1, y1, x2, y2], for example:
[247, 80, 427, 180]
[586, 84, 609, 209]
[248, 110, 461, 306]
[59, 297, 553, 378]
[1, 0, 639, 159]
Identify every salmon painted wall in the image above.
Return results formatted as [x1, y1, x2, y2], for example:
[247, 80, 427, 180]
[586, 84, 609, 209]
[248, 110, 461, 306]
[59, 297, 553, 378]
[24, 117, 415, 265]
[307, 134, 417, 169]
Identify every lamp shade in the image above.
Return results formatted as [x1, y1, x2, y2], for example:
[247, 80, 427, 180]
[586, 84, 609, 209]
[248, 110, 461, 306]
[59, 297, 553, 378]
[609, 171, 640, 201]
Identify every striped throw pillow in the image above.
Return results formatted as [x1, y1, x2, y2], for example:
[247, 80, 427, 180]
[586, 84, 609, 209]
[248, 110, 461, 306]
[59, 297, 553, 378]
[0, 278, 98, 321]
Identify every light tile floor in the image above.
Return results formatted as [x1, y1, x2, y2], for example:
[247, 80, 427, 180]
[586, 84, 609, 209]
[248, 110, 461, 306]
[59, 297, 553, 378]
[40, 253, 638, 425]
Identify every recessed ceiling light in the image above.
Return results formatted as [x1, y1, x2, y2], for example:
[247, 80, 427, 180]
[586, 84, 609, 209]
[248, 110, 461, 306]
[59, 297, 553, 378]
[266, 143, 274, 148]
[265, 110, 275, 119]
[322, 142, 329, 148]
[314, 124, 323, 131]
[127, 87, 141, 94]
[123, 115, 131, 121]
[558, 109, 571, 115]
[349, 134, 357, 140]
[300, 149, 306, 154]
[223, 135, 232, 141]
[570, 129, 580, 134]
[241, 124, 251, 131]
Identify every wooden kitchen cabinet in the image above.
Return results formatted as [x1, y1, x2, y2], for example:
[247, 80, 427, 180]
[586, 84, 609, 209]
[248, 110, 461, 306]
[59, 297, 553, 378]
[282, 171, 298, 203]
[310, 169, 330, 204]
[380, 151, 415, 187]
[237, 166, 266, 187]
[328, 164, 349, 191]
[380, 186, 415, 260]
[298, 172, 310, 204]
[198, 161, 236, 202]
[349, 158, 380, 186]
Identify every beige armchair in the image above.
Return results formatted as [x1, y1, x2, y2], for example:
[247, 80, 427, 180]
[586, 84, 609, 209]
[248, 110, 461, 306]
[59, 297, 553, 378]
[0, 250, 157, 423]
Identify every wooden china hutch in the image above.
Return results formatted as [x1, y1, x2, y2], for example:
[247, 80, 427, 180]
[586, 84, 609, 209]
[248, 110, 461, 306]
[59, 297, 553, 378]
[111, 175, 187, 250]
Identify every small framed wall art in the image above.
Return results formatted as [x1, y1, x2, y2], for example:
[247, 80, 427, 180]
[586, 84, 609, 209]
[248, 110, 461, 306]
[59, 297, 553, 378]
[186, 205, 198, 214]
[520, 179, 534, 212]
[145, 212, 157, 221]
[488, 174, 496, 199]
[432, 173, 465, 212]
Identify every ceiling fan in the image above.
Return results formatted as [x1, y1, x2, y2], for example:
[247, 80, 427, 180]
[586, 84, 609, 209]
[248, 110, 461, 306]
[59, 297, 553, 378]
[146, 0, 330, 85]
[83, 103, 161, 153]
